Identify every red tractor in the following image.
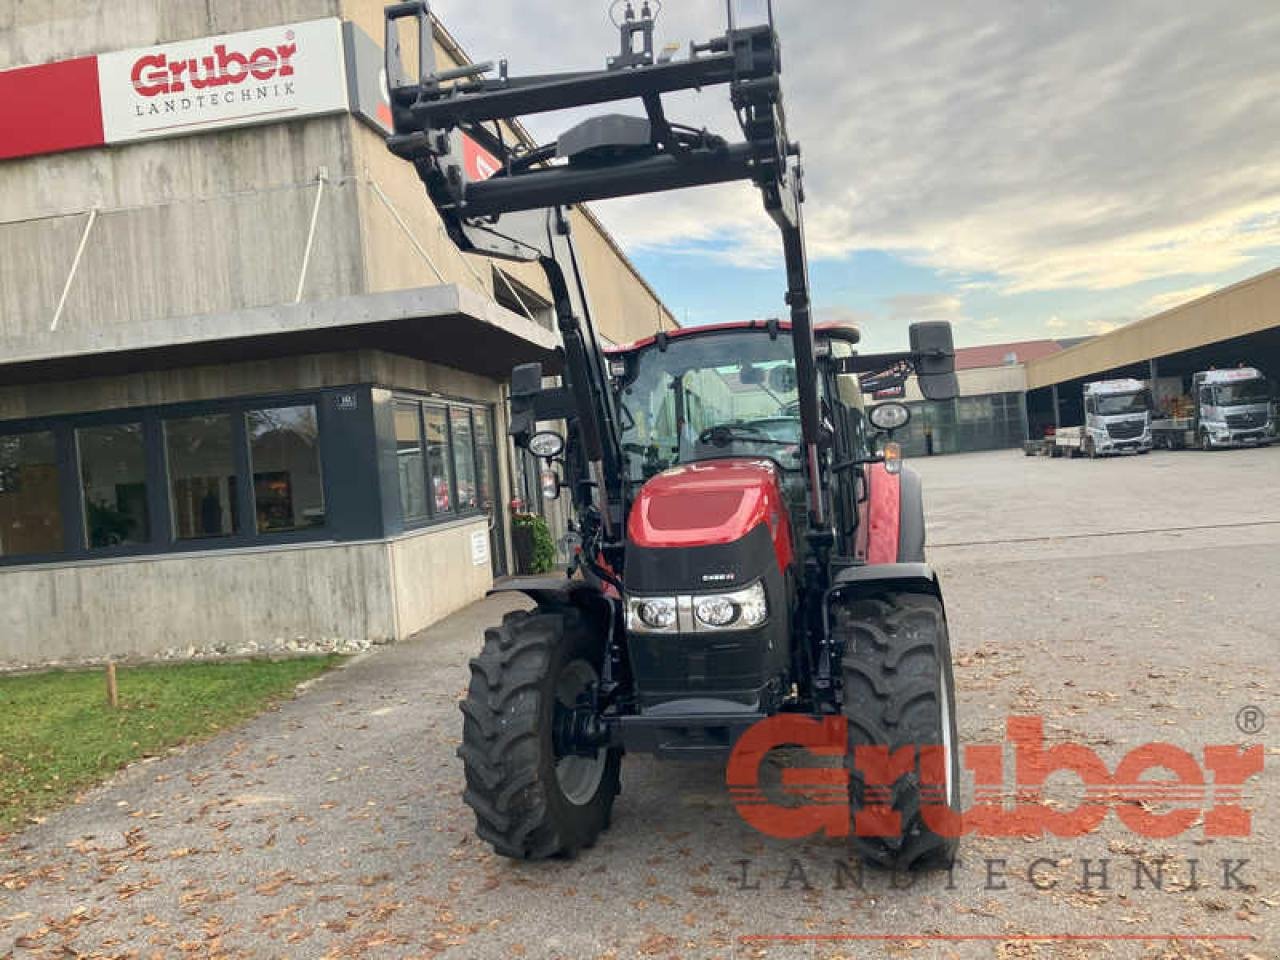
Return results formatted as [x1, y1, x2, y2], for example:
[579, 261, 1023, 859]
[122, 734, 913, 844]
[384, 0, 962, 870]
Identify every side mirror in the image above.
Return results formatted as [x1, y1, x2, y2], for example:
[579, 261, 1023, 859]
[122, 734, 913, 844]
[508, 362, 544, 447]
[768, 365, 798, 393]
[910, 321, 959, 401]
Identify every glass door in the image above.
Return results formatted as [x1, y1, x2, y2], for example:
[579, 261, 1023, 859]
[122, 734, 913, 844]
[473, 406, 507, 578]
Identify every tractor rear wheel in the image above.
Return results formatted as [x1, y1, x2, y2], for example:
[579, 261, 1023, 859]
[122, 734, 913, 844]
[459, 608, 621, 860]
[840, 592, 960, 871]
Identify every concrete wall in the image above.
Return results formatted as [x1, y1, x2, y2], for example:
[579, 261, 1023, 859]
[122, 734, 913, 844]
[1, 0, 337, 67]
[0, 116, 363, 342]
[1026, 267, 1280, 390]
[0, 349, 498, 422]
[387, 518, 494, 640]
[0, 517, 496, 666]
[0, 539, 394, 664]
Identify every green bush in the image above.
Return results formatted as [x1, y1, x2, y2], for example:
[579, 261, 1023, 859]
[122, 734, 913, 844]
[512, 512, 556, 574]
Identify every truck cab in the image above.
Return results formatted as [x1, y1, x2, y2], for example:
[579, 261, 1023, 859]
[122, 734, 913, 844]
[1192, 368, 1274, 448]
[1081, 378, 1153, 456]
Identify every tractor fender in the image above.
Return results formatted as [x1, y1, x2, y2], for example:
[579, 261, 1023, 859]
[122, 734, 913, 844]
[488, 576, 607, 609]
[824, 562, 945, 619]
[897, 466, 927, 563]
[866, 464, 927, 564]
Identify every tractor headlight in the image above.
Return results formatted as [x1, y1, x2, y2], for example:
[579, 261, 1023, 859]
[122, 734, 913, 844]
[694, 582, 768, 631]
[627, 596, 677, 633]
[626, 583, 769, 634]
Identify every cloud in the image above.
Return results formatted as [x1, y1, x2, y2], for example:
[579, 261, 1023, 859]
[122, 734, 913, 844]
[432, 0, 1280, 294]
[1143, 284, 1220, 314]
[976, 316, 1002, 331]
[884, 294, 966, 321]
[1045, 315, 1069, 331]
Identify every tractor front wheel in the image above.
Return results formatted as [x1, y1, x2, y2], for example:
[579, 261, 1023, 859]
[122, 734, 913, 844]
[840, 592, 961, 871]
[459, 608, 621, 860]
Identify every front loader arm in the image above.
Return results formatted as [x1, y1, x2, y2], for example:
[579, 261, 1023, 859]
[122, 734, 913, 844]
[382, 0, 829, 529]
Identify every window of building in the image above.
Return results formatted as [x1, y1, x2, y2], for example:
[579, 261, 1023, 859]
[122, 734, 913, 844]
[165, 414, 239, 539]
[492, 268, 554, 330]
[78, 423, 150, 548]
[424, 405, 452, 515]
[395, 402, 428, 521]
[0, 431, 64, 557]
[246, 405, 326, 533]
[450, 407, 478, 512]
[473, 408, 497, 514]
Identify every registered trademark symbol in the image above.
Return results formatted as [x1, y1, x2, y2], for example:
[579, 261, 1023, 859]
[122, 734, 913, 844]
[1236, 705, 1265, 736]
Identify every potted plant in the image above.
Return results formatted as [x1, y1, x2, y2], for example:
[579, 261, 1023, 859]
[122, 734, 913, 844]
[510, 512, 555, 574]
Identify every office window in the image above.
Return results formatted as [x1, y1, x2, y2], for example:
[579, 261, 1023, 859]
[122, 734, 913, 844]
[396, 402, 428, 521]
[0, 432, 64, 557]
[78, 423, 150, 548]
[165, 415, 238, 539]
[246, 405, 325, 533]
[450, 407, 478, 511]
[473, 408, 496, 513]
[424, 406, 452, 514]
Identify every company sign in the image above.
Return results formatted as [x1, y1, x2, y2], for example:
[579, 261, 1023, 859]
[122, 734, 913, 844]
[0, 19, 348, 160]
[98, 19, 348, 143]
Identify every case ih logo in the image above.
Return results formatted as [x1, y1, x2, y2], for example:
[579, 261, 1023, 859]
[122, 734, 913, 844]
[129, 40, 298, 96]
[729, 715, 1263, 841]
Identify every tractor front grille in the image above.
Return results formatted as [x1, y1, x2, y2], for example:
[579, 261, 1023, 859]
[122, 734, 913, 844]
[1106, 420, 1144, 441]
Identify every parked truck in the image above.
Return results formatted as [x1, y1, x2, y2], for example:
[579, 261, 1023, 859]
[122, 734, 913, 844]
[1151, 367, 1274, 450]
[1051, 379, 1153, 458]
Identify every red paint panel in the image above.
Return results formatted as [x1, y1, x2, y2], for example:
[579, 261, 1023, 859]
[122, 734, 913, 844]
[865, 463, 901, 565]
[462, 134, 500, 181]
[628, 459, 794, 572]
[0, 57, 104, 160]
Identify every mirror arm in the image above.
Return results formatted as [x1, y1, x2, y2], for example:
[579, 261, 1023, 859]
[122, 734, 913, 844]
[831, 454, 884, 473]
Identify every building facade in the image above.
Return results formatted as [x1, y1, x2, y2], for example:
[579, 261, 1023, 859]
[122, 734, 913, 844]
[891, 341, 1063, 457]
[0, 1, 674, 664]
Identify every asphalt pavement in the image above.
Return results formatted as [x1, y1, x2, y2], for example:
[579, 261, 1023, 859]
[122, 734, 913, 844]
[2, 446, 1278, 959]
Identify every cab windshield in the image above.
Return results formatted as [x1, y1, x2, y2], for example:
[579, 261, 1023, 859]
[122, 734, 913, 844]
[1095, 391, 1151, 416]
[1214, 379, 1270, 406]
[616, 332, 802, 482]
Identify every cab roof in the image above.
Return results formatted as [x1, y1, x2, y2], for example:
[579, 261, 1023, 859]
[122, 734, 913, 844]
[606, 319, 860, 355]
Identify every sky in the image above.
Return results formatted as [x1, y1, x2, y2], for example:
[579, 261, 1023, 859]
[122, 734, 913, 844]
[431, 0, 1280, 352]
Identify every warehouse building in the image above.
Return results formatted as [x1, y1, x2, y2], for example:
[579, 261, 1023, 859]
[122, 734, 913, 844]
[0, 1, 674, 664]
[1024, 267, 1280, 435]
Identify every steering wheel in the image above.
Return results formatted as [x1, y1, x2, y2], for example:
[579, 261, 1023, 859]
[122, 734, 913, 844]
[699, 424, 768, 447]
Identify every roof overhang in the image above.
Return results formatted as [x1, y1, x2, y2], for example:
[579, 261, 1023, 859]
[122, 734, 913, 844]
[0, 284, 559, 385]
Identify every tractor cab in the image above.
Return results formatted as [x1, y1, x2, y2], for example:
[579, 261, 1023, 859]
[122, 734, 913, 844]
[609, 324, 807, 478]
[606, 320, 879, 555]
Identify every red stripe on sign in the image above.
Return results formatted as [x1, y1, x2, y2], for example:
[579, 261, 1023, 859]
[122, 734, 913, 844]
[0, 56, 105, 160]
[462, 134, 501, 181]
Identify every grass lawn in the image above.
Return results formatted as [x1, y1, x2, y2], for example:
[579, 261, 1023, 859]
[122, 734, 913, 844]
[0, 656, 342, 831]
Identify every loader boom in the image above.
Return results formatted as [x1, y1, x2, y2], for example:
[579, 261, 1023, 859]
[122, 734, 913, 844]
[382, 0, 828, 527]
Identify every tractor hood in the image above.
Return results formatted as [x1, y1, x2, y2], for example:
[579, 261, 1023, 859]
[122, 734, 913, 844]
[627, 459, 793, 566]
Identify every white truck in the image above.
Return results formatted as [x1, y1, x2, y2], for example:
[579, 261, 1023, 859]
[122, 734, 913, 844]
[1151, 367, 1274, 450]
[1053, 378, 1153, 458]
